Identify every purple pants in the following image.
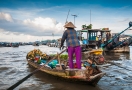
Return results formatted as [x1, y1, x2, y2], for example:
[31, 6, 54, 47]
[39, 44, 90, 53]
[68, 46, 81, 69]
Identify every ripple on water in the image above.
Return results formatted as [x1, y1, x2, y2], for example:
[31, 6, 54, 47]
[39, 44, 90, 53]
[12, 59, 24, 62]
[1, 46, 132, 90]
[19, 80, 53, 90]
[0, 58, 6, 61]
[0, 67, 9, 71]
[0, 84, 9, 90]
[5, 68, 17, 75]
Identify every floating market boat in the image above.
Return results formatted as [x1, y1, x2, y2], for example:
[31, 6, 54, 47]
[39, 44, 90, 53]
[11, 43, 19, 47]
[82, 48, 105, 65]
[77, 22, 132, 53]
[26, 49, 105, 86]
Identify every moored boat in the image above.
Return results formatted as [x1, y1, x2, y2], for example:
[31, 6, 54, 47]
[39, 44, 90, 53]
[26, 49, 105, 86]
[33, 42, 39, 46]
[82, 48, 105, 65]
[11, 43, 19, 47]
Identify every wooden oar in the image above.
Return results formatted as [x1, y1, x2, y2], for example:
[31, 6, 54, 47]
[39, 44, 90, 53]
[7, 49, 66, 90]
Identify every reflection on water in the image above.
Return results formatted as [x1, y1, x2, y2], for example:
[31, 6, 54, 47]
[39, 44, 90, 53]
[129, 46, 132, 60]
[120, 55, 126, 60]
[0, 45, 132, 90]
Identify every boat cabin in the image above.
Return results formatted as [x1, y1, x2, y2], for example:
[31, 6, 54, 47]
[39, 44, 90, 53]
[77, 28, 111, 49]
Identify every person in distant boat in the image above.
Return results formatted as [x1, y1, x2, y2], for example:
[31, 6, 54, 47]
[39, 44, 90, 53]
[102, 32, 106, 44]
[113, 34, 119, 45]
[98, 35, 102, 48]
[106, 32, 111, 41]
[60, 22, 81, 69]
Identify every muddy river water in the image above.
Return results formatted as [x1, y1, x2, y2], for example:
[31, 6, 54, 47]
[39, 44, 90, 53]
[0, 45, 132, 90]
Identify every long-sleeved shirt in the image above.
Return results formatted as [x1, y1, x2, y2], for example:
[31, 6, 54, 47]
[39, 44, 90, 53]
[61, 28, 80, 47]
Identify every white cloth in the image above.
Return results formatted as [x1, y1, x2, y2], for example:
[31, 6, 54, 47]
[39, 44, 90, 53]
[102, 32, 106, 38]
[97, 31, 101, 36]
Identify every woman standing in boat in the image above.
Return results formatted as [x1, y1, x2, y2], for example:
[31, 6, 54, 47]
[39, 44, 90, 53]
[60, 22, 81, 69]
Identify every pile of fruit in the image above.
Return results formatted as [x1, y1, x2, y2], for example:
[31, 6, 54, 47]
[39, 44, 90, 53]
[26, 49, 49, 60]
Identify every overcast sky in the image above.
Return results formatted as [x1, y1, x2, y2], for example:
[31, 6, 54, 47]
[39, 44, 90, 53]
[0, 0, 132, 42]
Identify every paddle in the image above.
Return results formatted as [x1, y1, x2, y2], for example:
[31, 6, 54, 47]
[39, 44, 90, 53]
[7, 49, 67, 90]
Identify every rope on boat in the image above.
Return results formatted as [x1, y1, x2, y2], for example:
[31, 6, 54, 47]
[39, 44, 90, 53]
[105, 56, 132, 72]
[107, 61, 132, 72]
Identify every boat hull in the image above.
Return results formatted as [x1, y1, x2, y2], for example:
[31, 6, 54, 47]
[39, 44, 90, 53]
[27, 59, 105, 86]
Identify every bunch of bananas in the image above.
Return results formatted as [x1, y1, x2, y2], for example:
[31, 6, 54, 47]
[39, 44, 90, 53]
[41, 53, 49, 60]
[26, 49, 49, 60]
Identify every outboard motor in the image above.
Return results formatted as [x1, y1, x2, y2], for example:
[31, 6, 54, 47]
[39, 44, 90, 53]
[129, 21, 132, 27]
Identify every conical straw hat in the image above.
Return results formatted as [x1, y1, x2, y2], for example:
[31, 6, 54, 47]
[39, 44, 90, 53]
[64, 22, 76, 28]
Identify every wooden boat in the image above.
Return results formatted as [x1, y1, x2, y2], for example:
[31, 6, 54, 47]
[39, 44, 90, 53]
[27, 59, 105, 86]
[33, 42, 39, 46]
[11, 43, 19, 47]
[26, 49, 105, 86]
[83, 49, 105, 65]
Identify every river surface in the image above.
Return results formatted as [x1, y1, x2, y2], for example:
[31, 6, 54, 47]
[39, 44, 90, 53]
[0, 45, 132, 90]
